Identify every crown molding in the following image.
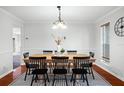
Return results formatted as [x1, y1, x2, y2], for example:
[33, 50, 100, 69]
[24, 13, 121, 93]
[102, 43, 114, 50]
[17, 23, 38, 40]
[95, 6, 124, 23]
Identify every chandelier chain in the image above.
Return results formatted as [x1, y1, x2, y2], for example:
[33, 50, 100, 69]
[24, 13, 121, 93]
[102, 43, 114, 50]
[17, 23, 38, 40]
[58, 6, 61, 22]
[52, 6, 67, 29]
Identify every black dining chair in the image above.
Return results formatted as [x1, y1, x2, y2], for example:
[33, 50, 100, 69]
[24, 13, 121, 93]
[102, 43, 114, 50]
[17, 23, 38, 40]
[23, 52, 29, 58]
[43, 50, 53, 73]
[43, 50, 53, 54]
[23, 52, 38, 81]
[52, 56, 69, 86]
[80, 52, 95, 79]
[70, 56, 90, 86]
[54, 50, 58, 54]
[81, 61, 95, 79]
[67, 50, 77, 55]
[30, 57, 49, 86]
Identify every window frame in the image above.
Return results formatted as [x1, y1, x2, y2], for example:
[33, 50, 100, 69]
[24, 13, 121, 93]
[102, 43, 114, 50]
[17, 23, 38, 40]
[100, 22, 110, 62]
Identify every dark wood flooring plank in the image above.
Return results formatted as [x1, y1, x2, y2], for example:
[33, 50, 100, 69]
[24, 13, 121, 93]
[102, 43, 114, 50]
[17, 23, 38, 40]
[93, 65, 124, 86]
[0, 65, 26, 86]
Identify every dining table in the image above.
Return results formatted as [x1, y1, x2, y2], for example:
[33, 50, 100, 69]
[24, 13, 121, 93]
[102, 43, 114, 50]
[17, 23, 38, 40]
[23, 53, 96, 63]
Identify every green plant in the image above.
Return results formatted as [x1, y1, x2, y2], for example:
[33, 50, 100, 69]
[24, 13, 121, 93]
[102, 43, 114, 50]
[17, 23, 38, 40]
[89, 52, 95, 58]
[60, 48, 65, 53]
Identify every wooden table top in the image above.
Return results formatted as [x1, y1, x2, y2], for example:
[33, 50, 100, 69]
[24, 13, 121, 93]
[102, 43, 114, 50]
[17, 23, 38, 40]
[23, 54, 96, 62]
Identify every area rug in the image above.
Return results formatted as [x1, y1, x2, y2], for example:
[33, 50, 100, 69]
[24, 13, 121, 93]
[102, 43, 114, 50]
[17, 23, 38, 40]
[9, 71, 111, 86]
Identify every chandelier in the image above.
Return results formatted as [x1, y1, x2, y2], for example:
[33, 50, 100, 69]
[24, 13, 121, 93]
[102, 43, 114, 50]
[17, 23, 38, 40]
[52, 6, 67, 29]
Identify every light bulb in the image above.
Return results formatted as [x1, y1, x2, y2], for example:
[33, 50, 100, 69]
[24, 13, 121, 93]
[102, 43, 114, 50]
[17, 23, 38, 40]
[58, 22, 62, 27]
[52, 24, 58, 29]
[52, 21, 67, 29]
[62, 25, 67, 29]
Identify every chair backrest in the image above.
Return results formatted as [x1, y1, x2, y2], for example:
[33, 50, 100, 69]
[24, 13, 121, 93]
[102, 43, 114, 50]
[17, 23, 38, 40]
[54, 50, 57, 54]
[67, 50, 77, 54]
[23, 52, 30, 68]
[73, 56, 90, 69]
[43, 50, 53, 54]
[29, 57, 47, 69]
[23, 52, 29, 58]
[52, 56, 69, 69]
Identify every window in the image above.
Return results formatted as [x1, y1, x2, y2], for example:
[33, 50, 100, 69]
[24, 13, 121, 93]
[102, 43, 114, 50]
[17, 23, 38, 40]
[101, 22, 110, 62]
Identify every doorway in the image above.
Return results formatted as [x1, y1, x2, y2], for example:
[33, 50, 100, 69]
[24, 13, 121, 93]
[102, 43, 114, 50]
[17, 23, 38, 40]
[12, 27, 21, 69]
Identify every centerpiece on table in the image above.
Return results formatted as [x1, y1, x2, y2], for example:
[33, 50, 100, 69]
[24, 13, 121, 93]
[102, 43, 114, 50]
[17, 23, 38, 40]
[60, 48, 65, 54]
[52, 34, 66, 55]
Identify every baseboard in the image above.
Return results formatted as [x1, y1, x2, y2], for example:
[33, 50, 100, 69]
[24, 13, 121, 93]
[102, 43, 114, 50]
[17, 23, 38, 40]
[95, 62, 124, 81]
[0, 70, 13, 79]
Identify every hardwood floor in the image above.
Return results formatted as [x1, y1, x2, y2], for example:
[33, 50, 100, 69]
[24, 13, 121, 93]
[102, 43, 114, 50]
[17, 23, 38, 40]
[93, 65, 124, 86]
[0, 65, 26, 86]
[0, 64, 124, 86]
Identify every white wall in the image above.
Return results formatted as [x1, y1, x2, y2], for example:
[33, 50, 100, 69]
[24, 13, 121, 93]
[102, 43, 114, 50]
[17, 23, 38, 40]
[23, 21, 96, 55]
[95, 7, 124, 81]
[0, 8, 23, 78]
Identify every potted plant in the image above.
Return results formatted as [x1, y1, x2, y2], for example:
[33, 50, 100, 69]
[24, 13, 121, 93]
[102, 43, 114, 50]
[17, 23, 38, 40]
[60, 48, 65, 54]
[89, 52, 95, 58]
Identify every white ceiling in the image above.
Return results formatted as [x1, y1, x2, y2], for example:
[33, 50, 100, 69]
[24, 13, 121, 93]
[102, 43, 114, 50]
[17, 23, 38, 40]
[1, 6, 119, 22]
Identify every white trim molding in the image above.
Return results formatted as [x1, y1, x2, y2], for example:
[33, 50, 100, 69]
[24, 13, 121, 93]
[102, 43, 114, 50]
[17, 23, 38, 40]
[95, 6, 124, 23]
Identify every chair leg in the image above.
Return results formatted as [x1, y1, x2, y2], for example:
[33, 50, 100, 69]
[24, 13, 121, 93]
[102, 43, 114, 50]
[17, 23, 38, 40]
[49, 63, 51, 74]
[81, 74, 83, 79]
[91, 68, 95, 79]
[88, 67, 91, 74]
[50, 63, 53, 74]
[52, 74, 55, 86]
[43, 74, 46, 86]
[28, 68, 31, 75]
[73, 74, 76, 86]
[31, 74, 35, 86]
[24, 68, 28, 81]
[65, 75, 68, 86]
[70, 73, 74, 82]
[46, 73, 50, 82]
[35, 74, 38, 82]
[50, 68, 51, 74]
[84, 74, 89, 86]
[68, 63, 70, 73]
[81, 74, 85, 82]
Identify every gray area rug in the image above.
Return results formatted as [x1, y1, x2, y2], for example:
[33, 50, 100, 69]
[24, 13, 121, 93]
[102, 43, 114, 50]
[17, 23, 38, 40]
[10, 71, 111, 86]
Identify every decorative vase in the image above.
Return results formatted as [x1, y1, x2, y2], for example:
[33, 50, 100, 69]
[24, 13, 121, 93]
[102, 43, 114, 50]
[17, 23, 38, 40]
[57, 45, 61, 54]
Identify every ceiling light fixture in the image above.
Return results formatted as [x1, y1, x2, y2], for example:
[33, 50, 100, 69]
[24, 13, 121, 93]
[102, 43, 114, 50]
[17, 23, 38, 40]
[52, 6, 67, 29]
